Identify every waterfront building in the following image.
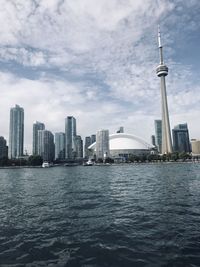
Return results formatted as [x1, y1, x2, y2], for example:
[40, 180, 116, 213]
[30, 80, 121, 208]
[156, 27, 173, 154]
[32, 121, 45, 155]
[74, 135, 83, 159]
[96, 129, 110, 160]
[84, 136, 91, 159]
[65, 116, 76, 159]
[172, 124, 190, 153]
[55, 132, 65, 160]
[8, 104, 24, 159]
[38, 130, 54, 162]
[89, 133, 153, 161]
[151, 135, 156, 147]
[191, 140, 200, 156]
[0, 136, 8, 159]
[91, 134, 96, 144]
[154, 120, 162, 153]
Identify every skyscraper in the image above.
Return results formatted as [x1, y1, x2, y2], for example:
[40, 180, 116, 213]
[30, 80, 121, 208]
[74, 135, 83, 159]
[38, 130, 54, 162]
[154, 120, 162, 153]
[91, 134, 96, 144]
[65, 116, 76, 159]
[156, 27, 172, 154]
[32, 121, 45, 155]
[96, 129, 110, 160]
[55, 132, 65, 160]
[9, 104, 24, 159]
[84, 136, 91, 159]
[0, 136, 8, 159]
[172, 123, 190, 153]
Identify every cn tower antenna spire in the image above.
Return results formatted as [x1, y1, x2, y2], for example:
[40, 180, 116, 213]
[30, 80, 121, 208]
[158, 25, 164, 64]
[158, 25, 162, 47]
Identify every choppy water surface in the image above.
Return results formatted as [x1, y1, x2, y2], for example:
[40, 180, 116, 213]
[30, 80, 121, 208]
[0, 163, 200, 266]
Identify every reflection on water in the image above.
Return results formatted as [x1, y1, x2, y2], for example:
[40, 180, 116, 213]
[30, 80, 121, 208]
[0, 163, 200, 266]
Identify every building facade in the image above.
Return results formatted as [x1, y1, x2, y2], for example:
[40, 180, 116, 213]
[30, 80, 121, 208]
[0, 136, 8, 159]
[38, 130, 54, 162]
[32, 121, 45, 155]
[96, 129, 110, 160]
[55, 132, 65, 160]
[65, 116, 76, 159]
[172, 123, 190, 153]
[91, 134, 96, 144]
[9, 105, 24, 159]
[84, 136, 91, 159]
[74, 135, 83, 159]
[154, 120, 162, 153]
[191, 140, 200, 155]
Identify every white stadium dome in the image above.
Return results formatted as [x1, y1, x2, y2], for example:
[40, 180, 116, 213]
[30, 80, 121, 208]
[109, 133, 152, 150]
[88, 133, 153, 158]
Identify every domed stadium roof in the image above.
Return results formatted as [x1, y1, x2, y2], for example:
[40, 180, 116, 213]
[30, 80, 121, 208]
[89, 133, 152, 151]
[110, 133, 152, 150]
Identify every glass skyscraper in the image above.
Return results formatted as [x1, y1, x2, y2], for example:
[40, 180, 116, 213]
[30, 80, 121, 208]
[74, 135, 83, 159]
[172, 123, 190, 153]
[65, 116, 76, 159]
[32, 121, 45, 155]
[84, 136, 91, 159]
[55, 132, 65, 160]
[38, 130, 54, 162]
[91, 134, 96, 144]
[96, 129, 110, 160]
[9, 105, 24, 159]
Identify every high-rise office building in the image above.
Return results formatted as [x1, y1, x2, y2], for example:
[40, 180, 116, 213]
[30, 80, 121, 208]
[32, 121, 45, 155]
[84, 136, 91, 159]
[55, 132, 65, 160]
[91, 134, 96, 144]
[156, 27, 172, 154]
[0, 136, 8, 159]
[9, 104, 24, 159]
[172, 123, 190, 153]
[65, 116, 76, 159]
[74, 135, 83, 159]
[154, 120, 162, 153]
[96, 129, 110, 160]
[38, 130, 54, 162]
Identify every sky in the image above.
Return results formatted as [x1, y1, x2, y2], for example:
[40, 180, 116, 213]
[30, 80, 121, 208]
[0, 0, 200, 153]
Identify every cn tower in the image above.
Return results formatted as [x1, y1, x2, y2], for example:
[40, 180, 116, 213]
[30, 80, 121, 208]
[156, 26, 173, 154]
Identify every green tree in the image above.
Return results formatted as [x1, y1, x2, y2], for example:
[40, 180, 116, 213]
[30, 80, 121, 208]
[28, 155, 43, 166]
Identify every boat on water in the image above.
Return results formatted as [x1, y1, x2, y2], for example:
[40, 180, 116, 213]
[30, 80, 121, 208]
[42, 162, 50, 168]
[83, 160, 94, 166]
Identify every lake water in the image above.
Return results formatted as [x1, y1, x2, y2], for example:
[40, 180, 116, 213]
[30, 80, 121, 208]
[0, 163, 200, 266]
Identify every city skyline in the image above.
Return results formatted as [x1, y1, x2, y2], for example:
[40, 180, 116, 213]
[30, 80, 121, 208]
[0, 1, 200, 152]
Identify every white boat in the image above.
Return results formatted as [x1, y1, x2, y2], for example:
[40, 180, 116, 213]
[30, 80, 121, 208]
[83, 160, 94, 166]
[42, 162, 50, 168]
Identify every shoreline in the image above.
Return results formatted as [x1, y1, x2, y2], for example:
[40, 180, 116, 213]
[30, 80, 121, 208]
[0, 160, 200, 169]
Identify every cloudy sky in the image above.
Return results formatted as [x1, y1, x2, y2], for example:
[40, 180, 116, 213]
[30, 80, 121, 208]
[0, 0, 200, 152]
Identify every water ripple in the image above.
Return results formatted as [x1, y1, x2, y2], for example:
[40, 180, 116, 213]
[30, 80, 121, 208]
[0, 164, 200, 266]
